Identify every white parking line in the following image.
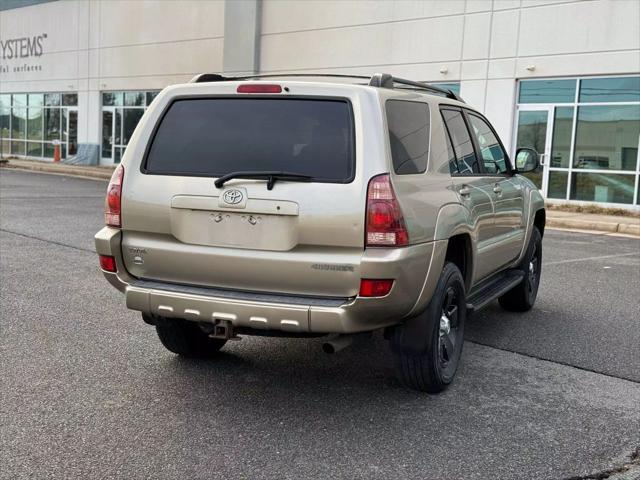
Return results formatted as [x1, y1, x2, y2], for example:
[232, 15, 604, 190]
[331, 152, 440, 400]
[543, 252, 639, 266]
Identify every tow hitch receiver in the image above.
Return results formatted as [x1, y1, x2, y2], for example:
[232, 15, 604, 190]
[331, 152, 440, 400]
[208, 320, 237, 340]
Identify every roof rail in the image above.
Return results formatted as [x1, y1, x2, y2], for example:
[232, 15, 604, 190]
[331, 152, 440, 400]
[369, 73, 463, 102]
[190, 73, 370, 84]
[190, 72, 464, 102]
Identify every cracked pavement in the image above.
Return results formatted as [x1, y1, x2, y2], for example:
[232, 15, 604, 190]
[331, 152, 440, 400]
[1, 169, 639, 480]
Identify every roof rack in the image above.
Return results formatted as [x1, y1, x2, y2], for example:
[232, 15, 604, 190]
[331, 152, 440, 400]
[368, 73, 463, 102]
[189, 72, 464, 102]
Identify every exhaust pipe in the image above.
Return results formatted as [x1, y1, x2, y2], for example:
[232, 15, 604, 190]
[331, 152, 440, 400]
[322, 335, 353, 354]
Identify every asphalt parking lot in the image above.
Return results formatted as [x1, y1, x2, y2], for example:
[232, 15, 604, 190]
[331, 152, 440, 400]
[1, 169, 639, 480]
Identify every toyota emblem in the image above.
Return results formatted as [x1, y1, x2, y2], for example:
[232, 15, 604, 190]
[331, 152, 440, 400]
[223, 189, 244, 205]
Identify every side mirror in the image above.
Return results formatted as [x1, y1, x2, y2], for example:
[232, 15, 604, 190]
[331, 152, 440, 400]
[515, 148, 539, 173]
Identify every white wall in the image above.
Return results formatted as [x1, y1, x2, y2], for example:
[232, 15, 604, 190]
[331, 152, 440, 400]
[0, 0, 225, 150]
[259, 0, 640, 150]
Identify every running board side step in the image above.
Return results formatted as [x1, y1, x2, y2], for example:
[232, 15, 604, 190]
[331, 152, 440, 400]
[466, 270, 525, 315]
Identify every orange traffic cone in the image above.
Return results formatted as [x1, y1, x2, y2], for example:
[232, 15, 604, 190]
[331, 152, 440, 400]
[53, 142, 61, 163]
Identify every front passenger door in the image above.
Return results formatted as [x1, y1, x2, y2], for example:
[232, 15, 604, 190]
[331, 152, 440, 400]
[467, 113, 525, 268]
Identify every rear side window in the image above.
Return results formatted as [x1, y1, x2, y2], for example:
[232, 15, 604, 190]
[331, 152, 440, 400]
[441, 109, 480, 174]
[144, 98, 354, 182]
[386, 100, 430, 175]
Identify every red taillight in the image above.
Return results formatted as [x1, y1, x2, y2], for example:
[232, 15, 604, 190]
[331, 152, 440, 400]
[365, 174, 409, 246]
[105, 164, 124, 227]
[99, 255, 117, 272]
[359, 279, 394, 297]
[237, 84, 282, 94]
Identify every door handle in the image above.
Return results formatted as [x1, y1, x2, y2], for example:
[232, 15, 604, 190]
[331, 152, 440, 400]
[459, 186, 471, 197]
[493, 184, 503, 195]
[538, 153, 548, 167]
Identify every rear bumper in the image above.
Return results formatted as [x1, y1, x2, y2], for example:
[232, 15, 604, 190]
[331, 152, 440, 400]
[95, 227, 445, 334]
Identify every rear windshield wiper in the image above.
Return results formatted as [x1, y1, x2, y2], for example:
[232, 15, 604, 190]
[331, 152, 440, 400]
[214, 171, 313, 190]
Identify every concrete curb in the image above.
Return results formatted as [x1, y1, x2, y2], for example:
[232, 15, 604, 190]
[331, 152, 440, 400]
[547, 217, 640, 237]
[0, 160, 113, 180]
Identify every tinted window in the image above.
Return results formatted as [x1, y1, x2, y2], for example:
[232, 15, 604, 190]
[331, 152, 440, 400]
[441, 109, 479, 174]
[145, 98, 354, 181]
[386, 100, 430, 174]
[468, 114, 509, 174]
[579, 76, 640, 103]
[573, 105, 640, 171]
[519, 79, 576, 103]
[443, 126, 458, 174]
[429, 82, 461, 96]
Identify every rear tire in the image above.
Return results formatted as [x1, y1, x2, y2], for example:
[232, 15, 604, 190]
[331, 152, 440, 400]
[498, 226, 542, 312]
[391, 262, 466, 393]
[155, 317, 226, 358]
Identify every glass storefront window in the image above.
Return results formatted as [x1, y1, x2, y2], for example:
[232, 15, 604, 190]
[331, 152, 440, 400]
[517, 75, 640, 207]
[2, 92, 77, 160]
[102, 111, 113, 158]
[101, 91, 157, 163]
[550, 107, 573, 168]
[1, 138, 10, 155]
[2, 97, 11, 155]
[123, 109, 144, 144]
[519, 80, 576, 104]
[44, 108, 61, 141]
[114, 146, 123, 164]
[0, 105, 9, 140]
[573, 105, 640, 171]
[44, 93, 61, 106]
[43, 142, 55, 158]
[11, 140, 25, 155]
[28, 94, 44, 107]
[11, 108, 26, 139]
[12, 94, 27, 107]
[547, 171, 568, 199]
[579, 77, 640, 103]
[102, 92, 123, 106]
[27, 141, 43, 157]
[146, 91, 158, 106]
[62, 94, 78, 106]
[570, 172, 635, 204]
[515, 110, 547, 188]
[115, 108, 122, 145]
[124, 91, 145, 106]
[429, 82, 461, 96]
[27, 108, 43, 141]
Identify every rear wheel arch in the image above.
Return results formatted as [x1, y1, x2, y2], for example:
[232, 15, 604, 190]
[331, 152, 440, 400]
[444, 233, 473, 292]
[534, 209, 546, 238]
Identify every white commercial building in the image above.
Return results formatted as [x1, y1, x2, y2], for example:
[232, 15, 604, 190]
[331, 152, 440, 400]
[1, 0, 639, 208]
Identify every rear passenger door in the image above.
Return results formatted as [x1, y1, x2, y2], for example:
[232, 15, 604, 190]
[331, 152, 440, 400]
[441, 107, 498, 283]
[466, 112, 525, 269]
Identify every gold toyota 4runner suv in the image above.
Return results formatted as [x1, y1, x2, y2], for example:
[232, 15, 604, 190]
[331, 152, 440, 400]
[95, 73, 545, 392]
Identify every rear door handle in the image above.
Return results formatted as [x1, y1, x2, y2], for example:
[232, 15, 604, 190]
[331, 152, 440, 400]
[459, 186, 471, 197]
[493, 185, 503, 195]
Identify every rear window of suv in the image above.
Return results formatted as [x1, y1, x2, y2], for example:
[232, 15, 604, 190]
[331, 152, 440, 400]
[143, 98, 355, 182]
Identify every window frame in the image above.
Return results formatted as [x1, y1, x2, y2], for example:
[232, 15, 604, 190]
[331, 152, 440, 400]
[140, 94, 357, 185]
[465, 110, 514, 176]
[440, 106, 480, 176]
[440, 105, 514, 177]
